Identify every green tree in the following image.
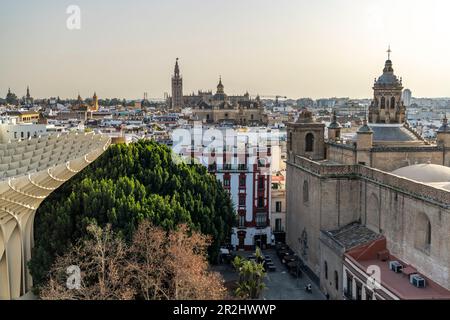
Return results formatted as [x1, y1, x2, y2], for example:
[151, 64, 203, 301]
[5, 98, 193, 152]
[235, 260, 266, 299]
[29, 140, 235, 289]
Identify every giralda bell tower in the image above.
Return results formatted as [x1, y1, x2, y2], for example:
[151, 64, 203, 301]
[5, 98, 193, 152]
[171, 58, 183, 111]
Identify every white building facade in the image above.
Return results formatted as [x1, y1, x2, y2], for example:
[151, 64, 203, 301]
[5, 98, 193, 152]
[0, 116, 47, 143]
[173, 126, 278, 250]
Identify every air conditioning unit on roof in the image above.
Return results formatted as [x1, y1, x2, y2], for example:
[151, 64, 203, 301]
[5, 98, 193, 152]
[389, 261, 403, 273]
[410, 274, 426, 288]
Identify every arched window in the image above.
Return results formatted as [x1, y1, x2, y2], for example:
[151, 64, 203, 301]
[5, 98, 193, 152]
[391, 97, 396, 109]
[305, 133, 314, 152]
[303, 180, 309, 203]
[334, 271, 339, 291]
[324, 261, 328, 280]
[414, 212, 432, 253]
[367, 193, 380, 233]
[380, 97, 385, 109]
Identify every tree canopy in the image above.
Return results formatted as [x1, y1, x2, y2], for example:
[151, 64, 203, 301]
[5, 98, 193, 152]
[40, 221, 227, 300]
[29, 140, 235, 288]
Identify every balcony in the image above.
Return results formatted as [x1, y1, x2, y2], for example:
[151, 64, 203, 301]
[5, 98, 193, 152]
[273, 226, 285, 233]
[237, 164, 247, 171]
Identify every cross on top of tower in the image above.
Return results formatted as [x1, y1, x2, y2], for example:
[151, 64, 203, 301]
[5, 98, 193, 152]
[387, 45, 392, 60]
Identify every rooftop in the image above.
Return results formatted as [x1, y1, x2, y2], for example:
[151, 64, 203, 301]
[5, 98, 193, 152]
[325, 222, 382, 250]
[370, 124, 418, 142]
[346, 238, 450, 300]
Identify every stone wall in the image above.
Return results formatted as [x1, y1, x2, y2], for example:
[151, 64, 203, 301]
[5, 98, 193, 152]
[286, 155, 450, 290]
[319, 232, 345, 300]
[370, 148, 445, 172]
[327, 143, 356, 165]
[326, 142, 450, 172]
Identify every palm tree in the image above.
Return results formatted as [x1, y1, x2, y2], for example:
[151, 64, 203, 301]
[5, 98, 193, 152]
[235, 260, 266, 299]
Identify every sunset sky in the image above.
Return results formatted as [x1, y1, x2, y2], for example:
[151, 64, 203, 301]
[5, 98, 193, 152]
[1, 0, 450, 99]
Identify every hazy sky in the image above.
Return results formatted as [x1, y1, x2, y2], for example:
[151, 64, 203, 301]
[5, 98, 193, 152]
[1, 0, 450, 100]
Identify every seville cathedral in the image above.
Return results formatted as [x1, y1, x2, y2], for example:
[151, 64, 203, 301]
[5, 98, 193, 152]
[170, 59, 268, 125]
[286, 52, 450, 299]
[0, 132, 110, 299]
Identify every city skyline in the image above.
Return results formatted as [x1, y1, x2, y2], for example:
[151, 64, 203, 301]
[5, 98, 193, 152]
[2, 0, 450, 99]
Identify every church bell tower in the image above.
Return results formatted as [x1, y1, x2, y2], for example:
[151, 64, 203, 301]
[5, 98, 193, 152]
[171, 58, 183, 111]
[368, 47, 406, 124]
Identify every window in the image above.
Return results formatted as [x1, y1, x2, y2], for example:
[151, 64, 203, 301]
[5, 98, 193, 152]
[14, 132, 17, 139]
[356, 281, 362, 300]
[334, 271, 339, 291]
[324, 261, 328, 280]
[257, 196, 264, 208]
[223, 178, 230, 187]
[256, 213, 266, 227]
[415, 212, 432, 253]
[238, 215, 245, 228]
[27, 132, 30, 138]
[224, 164, 232, 170]
[239, 195, 246, 206]
[208, 162, 216, 171]
[380, 96, 385, 109]
[239, 176, 246, 187]
[258, 158, 266, 167]
[275, 218, 282, 232]
[391, 97, 396, 109]
[276, 201, 282, 212]
[303, 180, 309, 203]
[238, 163, 246, 171]
[258, 177, 264, 190]
[305, 133, 314, 152]
[21, 131, 24, 138]
[365, 289, 373, 300]
[346, 273, 353, 299]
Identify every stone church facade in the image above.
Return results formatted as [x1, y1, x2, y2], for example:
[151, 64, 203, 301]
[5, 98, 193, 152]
[169, 59, 267, 125]
[286, 54, 450, 299]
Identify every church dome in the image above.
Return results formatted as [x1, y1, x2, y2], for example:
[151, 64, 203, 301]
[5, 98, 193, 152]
[328, 110, 341, 129]
[391, 163, 450, 183]
[375, 59, 402, 87]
